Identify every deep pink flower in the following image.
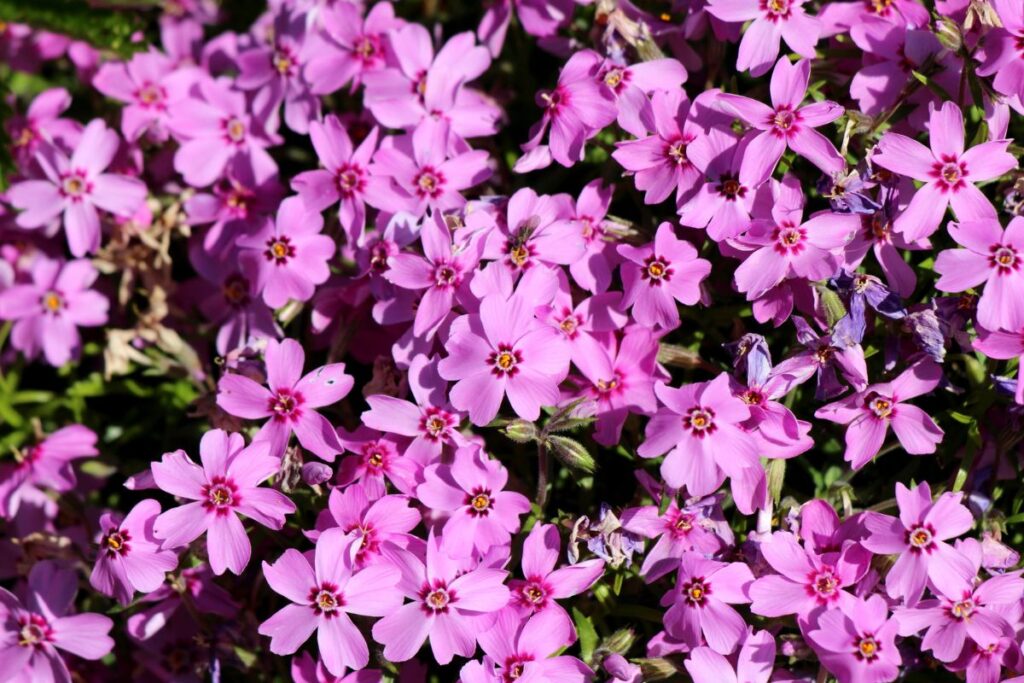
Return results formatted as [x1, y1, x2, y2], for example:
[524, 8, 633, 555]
[872, 102, 1017, 240]
[0, 562, 114, 683]
[848, 22, 944, 118]
[5, 87, 79, 169]
[418, 446, 530, 557]
[471, 609, 593, 683]
[663, 552, 754, 654]
[217, 337, 352, 459]
[0, 255, 108, 366]
[314, 486, 420, 568]
[706, 0, 821, 75]
[717, 58, 845, 186]
[676, 128, 759, 241]
[598, 57, 687, 138]
[934, 217, 1024, 332]
[974, 325, 1024, 404]
[259, 528, 403, 676]
[638, 374, 766, 514]
[371, 534, 510, 664]
[335, 429, 420, 499]
[976, 0, 1024, 103]
[7, 119, 147, 256]
[617, 221, 711, 330]
[749, 531, 870, 618]
[684, 629, 775, 683]
[90, 499, 179, 606]
[152, 430, 296, 575]
[553, 180, 622, 293]
[621, 497, 731, 580]
[304, 1, 403, 94]
[815, 361, 945, 470]
[507, 523, 604, 627]
[438, 288, 570, 425]
[862, 482, 975, 605]
[0, 424, 96, 520]
[806, 594, 901, 683]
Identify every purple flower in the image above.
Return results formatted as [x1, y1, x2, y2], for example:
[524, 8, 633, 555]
[684, 629, 775, 683]
[0, 562, 114, 682]
[815, 361, 945, 470]
[805, 594, 901, 683]
[90, 499, 179, 605]
[862, 482, 975, 605]
[304, 1, 403, 94]
[0, 424, 96, 520]
[872, 102, 1017, 241]
[617, 222, 711, 330]
[676, 128, 758, 241]
[190, 250, 279, 357]
[706, 0, 821, 75]
[621, 497, 731, 580]
[974, 326, 1024, 404]
[438, 288, 570, 425]
[418, 445, 530, 557]
[237, 196, 336, 309]
[258, 528, 403, 676]
[976, 0, 1024, 104]
[7, 119, 147, 256]
[717, 58, 845, 186]
[0, 255, 108, 366]
[770, 317, 868, 401]
[598, 57, 687, 138]
[151, 431, 296, 575]
[5, 87, 79, 169]
[471, 609, 593, 682]
[663, 551, 754, 654]
[217, 337, 353, 459]
[371, 534, 510, 664]
[556, 180, 621, 293]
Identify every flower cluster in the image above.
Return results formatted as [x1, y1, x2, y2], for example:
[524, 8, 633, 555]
[1, 0, 1024, 681]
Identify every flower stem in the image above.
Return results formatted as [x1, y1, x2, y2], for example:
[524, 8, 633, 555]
[536, 441, 551, 511]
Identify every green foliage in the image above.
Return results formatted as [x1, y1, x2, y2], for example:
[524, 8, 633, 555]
[0, 0, 145, 56]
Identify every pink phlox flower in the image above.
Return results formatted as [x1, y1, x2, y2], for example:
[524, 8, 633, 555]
[304, 0, 403, 94]
[797, 499, 872, 558]
[371, 533, 511, 664]
[817, 0, 929, 37]
[536, 271, 628, 363]
[312, 486, 421, 569]
[847, 20, 945, 118]
[872, 101, 1017, 241]
[291, 650, 385, 683]
[550, 179, 622, 293]
[336, 427, 420, 499]
[815, 361, 945, 469]
[974, 323, 1024, 404]
[7, 119, 147, 256]
[0, 561, 114, 682]
[125, 565, 238, 641]
[717, 58, 845, 187]
[597, 57, 687, 138]
[975, 0, 1024, 103]
[749, 531, 870, 618]
[237, 195, 336, 309]
[662, 551, 755, 654]
[476, 0, 575, 58]
[152, 430, 296, 575]
[861, 481, 976, 605]
[362, 353, 468, 464]
[90, 499, 179, 606]
[620, 496, 731, 581]
[472, 608, 593, 683]
[0, 255, 109, 366]
[676, 128, 761, 241]
[805, 594, 902, 683]
[705, 0, 821, 76]
[5, 87, 80, 170]
[617, 221, 711, 330]
[259, 528, 404, 676]
[417, 445, 531, 557]
[0, 424, 96, 520]
[769, 316, 868, 401]
[639, 373, 767, 514]
[684, 628, 776, 683]
[217, 337, 352, 459]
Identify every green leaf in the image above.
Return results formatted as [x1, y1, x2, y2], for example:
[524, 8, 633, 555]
[572, 607, 599, 663]
[0, 0, 146, 57]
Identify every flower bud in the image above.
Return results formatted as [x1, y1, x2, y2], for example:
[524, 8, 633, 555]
[637, 657, 681, 680]
[547, 435, 596, 473]
[301, 462, 333, 486]
[504, 419, 538, 444]
[600, 628, 637, 655]
[935, 17, 963, 52]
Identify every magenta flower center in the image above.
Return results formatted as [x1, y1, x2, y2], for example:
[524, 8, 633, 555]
[810, 568, 839, 599]
[950, 597, 975, 619]
[414, 167, 445, 198]
[669, 511, 695, 537]
[17, 614, 53, 649]
[353, 35, 380, 62]
[137, 83, 166, 108]
[420, 581, 455, 613]
[264, 235, 296, 264]
[433, 261, 460, 288]
[866, 394, 894, 419]
[867, 0, 895, 14]
[990, 245, 1020, 273]
[642, 256, 673, 285]
[272, 46, 297, 77]
[682, 577, 710, 606]
[224, 117, 247, 144]
[740, 388, 766, 405]
[489, 344, 522, 377]
[855, 635, 879, 660]
[667, 138, 690, 167]
[595, 373, 622, 397]
[541, 87, 568, 113]
[772, 107, 797, 133]
[61, 170, 91, 200]
[683, 407, 716, 436]
[503, 656, 534, 682]
[309, 581, 345, 617]
[40, 290, 65, 314]
[521, 580, 548, 606]
[270, 389, 303, 420]
[906, 523, 936, 551]
[222, 273, 251, 307]
[369, 240, 395, 273]
[336, 163, 365, 196]
[102, 528, 132, 557]
[773, 224, 807, 254]
[203, 477, 239, 512]
[761, 0, 792, 19]
[466, 487, 494, 516]
[420, 408, 455, 440]
[716, 174, 746, 200]
[603, 67, 630, 93]
[932, 157, 967, 191]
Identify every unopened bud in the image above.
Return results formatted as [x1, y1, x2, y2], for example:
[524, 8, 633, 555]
[547, 435, 596, 473]
[504, 420, 538, 444]
[935, 17, 963, 52]
[600, 628, 636, 655]
[301, 462, 333, 486]
[636, 657, 681, 680]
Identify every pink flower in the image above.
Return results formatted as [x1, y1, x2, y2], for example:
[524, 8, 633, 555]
[676, 129, 758, 241]
[5, 87, 79, 169]
[92, 49, 195, 142]
[621, 497, 731, 580]
[438, 289, 570, 425]
[598, 57, 687, 138]
[872, 102, 1017, 240]
[0, 424, 97, 519]
[258, 528, 403, 676]
[417, 446, 530, 557]
[336, 428, 420, 499]
[0, 561, 114, 682]
[314, 486, 420, 568]
[238, 196, 336, 309]
[895, 539, 1024, 663]
[717, 58, 845, 186]
[862, 482, 975, 605]
[0, 256, 108, 366]
[151, 430, 296, 575]
[663, 552, 754, 654]
[362, 354, 468, 464]
[471, 609, 593, 682]
[371, 534, 511, 664]
[304, 1, 403, 94]
[508, 523, 604, 626]
[684, 629, 775, 683]
[217, 337, 353, 459]
[292, 116, 386, 245]
[815, 361, 945, 470]
[617, 221, 711, 330]
[934, 217, 1024, 332]
[638, 374, 766, 514]
[749, 531, 870, 618]
[555, 180, 622, 293]
[806, 594, 901, 683]
[974, 325, 1024, 404]
[706, 0, 821, 75]
[7, 119, 147, 256]
[521, 49, 617, 168]
[976, 0, 1024, 103]
[90, 499, 179, 606]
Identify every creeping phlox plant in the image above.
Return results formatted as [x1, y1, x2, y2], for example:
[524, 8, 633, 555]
[2, 0, 1024, 681]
